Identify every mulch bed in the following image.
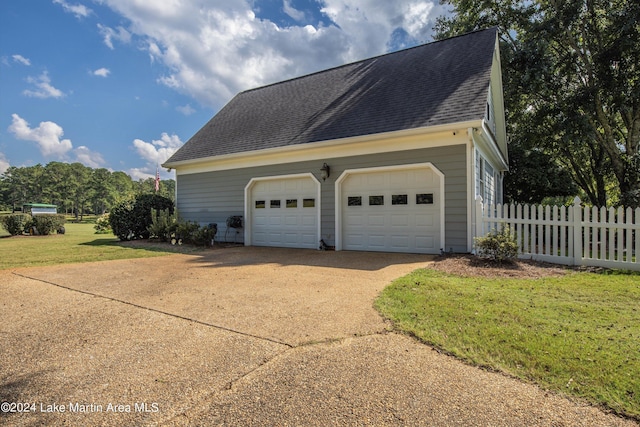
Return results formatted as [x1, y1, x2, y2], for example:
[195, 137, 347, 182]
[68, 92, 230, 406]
[430, 254, 571, 278]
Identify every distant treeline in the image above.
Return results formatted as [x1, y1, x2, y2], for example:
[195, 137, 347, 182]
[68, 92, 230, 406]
[0, 162, 175, 219]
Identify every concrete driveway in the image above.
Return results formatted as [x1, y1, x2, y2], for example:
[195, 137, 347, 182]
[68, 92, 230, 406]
[1, 247, 635, 426]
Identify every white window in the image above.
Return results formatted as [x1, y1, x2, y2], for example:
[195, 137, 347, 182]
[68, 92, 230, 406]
[476, 153, 495, 205]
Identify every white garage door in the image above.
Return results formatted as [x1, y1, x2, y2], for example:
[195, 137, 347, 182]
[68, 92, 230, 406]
[339, 165, 443, 254]
[249, 175, 320, 249]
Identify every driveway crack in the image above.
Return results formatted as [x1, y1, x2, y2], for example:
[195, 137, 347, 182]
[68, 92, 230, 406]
[11, 272, 294, 348]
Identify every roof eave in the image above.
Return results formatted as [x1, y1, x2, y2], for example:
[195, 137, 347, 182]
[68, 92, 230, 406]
[163, 119, 484, 170]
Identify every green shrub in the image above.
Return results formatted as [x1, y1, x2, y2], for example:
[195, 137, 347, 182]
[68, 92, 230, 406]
[109, 200, 135, 240]
[148, 208, 178, 242]
[192, 223, 217, 247]
[1, 214, 30, 235]
[474, 225, 518, 263]
[172, 220, 200, 244]
[109, 194, 174, 241]
[31, 214, 66, 235]
[169, 221, 217, 247]
[94, 213, 112, 234]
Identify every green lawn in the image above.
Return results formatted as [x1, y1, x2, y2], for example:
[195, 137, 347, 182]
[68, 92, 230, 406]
[375, 269, 640, 420]
[0, 222, 202, 270]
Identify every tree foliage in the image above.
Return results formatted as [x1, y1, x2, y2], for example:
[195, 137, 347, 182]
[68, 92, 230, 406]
[505, 145, 578, 204]
[436, 0, 640, 207]
[0, 162, 175, 214]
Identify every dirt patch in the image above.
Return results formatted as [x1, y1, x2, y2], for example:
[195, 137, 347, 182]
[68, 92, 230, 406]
[430, 254, 570, 278]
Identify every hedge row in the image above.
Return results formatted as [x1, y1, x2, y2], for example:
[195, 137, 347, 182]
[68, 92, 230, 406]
[148, 209, 217, 246]
[0, 214, 66, 236]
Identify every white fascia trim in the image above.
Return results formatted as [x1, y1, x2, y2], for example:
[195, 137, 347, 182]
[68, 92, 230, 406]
[334, 162, 445, 252]
[166, 120, 482, 175]
[243, 173, 321, 247]
[476, 121, 508, 171]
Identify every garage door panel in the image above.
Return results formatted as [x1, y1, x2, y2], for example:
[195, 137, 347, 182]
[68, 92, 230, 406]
[367, 235, 386, 248]
[251, 176, 319, 249]
[284, 233, 299, 244]
[284, 215, 299, 226]
[341, 165, 442, 254]
[367, 174, 385, 187]
[345, 214, 363, 226]
[300, 234, 317, 245]
[267, 181, 282, 192]
[391, 214, 409, 226]
[301, 215, 316, 226]
[253, 232, 268, 244]
[391, 236, 409, 249]
[368, 215, 385, 226]
[345, 234, 364, 246]
[268, 232, 282, 241]
[390, 173, 409, 187]
[269, 217, 282, 226]
[416, 236, 435, 250]
[284, 180, 298, 191]
[415, 213, 435, 227]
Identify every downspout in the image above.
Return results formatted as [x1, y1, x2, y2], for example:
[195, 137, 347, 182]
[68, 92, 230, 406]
[467, 128, 476, 253]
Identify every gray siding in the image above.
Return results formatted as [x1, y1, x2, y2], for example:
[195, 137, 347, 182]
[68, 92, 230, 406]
[176, 144, 468, 251]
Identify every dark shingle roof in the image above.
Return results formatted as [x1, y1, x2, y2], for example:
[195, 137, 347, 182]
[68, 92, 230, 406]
[165, 28, 497, 164]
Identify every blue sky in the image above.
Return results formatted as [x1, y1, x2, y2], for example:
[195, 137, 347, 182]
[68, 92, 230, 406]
[0, 0, 448, 180]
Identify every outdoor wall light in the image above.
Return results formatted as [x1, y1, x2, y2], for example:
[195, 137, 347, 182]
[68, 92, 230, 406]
[320, 163, 330, 181]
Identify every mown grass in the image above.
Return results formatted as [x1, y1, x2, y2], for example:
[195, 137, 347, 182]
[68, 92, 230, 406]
[375, 269, 640, 420]
[0, 222, 201, 270]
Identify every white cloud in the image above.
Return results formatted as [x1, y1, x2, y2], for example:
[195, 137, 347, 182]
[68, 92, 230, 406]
[319, 0, 444, 55]
[127, 167, 153, 181]
[97, 24, 132, 50]
[132, 132, 183, 168]
[7, 114, 106, 167]
[74, 146, 106, 168]
[283, 0, 306, 22]
[23, 71, 65, 99]
[8, 114, 73, 157]
[93, 67, 111, 77]
[0, 152, 10, 174]
[98, 0, 444, 109]
[176, 104, 195, 115]
[12, 54, 31, 66]
[53, 0, 92, 19]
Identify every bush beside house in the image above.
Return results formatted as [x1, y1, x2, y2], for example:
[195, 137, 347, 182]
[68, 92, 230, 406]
[109, 194, 174, 241]
[474, 225, 518, 262]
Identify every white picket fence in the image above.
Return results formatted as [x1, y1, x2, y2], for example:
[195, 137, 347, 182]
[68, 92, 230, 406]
[475, 196, 639, 271]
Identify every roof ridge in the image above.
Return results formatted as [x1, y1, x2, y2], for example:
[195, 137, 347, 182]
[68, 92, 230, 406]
[239, 27, 497, 95]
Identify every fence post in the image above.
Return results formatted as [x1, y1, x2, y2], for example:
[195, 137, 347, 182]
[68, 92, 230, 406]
[572, 196, 582, 266]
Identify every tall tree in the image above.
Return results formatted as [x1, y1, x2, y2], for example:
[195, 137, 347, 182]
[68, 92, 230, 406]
[44, 162, 73, 213]
[89, 168, 114, 215]
[1, 166, 31, 211]
[110, 171, 135, 204]
[436, 0, 640, 207]
[68, 163, 91, 221]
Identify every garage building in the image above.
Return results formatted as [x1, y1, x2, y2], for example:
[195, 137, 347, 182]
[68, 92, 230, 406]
[163, 28, 508, 254]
